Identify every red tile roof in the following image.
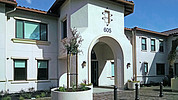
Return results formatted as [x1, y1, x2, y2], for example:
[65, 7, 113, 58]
[48, 0, 134, 16]
[125, 27, 169, 36]
[17, 6, 47, 14]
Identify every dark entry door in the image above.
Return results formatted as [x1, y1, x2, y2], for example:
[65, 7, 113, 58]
[91, 61, 98, 86]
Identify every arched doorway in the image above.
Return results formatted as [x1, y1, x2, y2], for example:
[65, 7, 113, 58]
[88, 36, 124, 88]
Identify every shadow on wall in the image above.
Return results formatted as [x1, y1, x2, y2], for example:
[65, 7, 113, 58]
[35, 42, 58, 90]
[139, 51, 169, 85]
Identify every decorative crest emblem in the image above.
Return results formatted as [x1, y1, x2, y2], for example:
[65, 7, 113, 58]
[102, 9, 113, 26]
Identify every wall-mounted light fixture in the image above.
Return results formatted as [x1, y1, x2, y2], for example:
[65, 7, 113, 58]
[82, 61, 86, 68]
[127, 63, 131, 69]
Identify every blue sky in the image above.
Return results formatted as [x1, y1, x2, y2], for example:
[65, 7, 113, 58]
[16, 0, 178, 32]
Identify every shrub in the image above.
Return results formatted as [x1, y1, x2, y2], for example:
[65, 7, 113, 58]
[59, 87, 66, 92]
[22, 93, 32, 99]
[19, 96, 24, 100]
[2, 96, 11, 100]
[40, 92, 46, 97]
[35, 95, 40, 98]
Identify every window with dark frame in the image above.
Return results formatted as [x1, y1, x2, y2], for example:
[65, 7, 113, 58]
[141, 38, 147, 50]
[37, 60, 48, 80]
[62, 19, 67, 39]
[14, 59, 27, 81]
[156, 64, 165, 75]
[159, 40, 164, 52]
[175, 63, 178, 76]
[16, 20, 48, 41]
[144, 62, 148, 74]
[151, 39, 156, 51]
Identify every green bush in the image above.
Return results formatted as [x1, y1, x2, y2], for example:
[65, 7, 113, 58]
[22, 93, 32, 99]
[35, 95, 40, 98]
[40, 92, 46, 97]
[2, 96, 11, 100]
[59, 87, 66, 92]
[19, 96, 24, 100]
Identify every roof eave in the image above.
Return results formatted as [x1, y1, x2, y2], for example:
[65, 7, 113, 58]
[48, 0, 134, 16]
[0, 0, 17, 7]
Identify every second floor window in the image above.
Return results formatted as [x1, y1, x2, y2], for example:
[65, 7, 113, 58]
[141, 38, 147, 50]
[61, 19, 67, 39]
[151, 39, 156, 51]
[16, 20, 48, 41]
[159, 40, 164, 52]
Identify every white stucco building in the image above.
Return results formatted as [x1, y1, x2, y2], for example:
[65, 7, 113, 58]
[0, 0, 177, 93]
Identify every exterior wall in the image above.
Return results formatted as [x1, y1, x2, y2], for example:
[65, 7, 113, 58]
[0, 3, 6, 91]
[0, 9, 58, 93]
[135, 31, 168, 84]
[58, 0, 133, 89]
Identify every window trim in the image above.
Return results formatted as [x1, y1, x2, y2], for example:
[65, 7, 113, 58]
[16, 19, 48, 41]
[37, 60, 49, 80]
[141, 37, 147, 51]
[151, 39, 156, 51]
[13, 59, 27, 81]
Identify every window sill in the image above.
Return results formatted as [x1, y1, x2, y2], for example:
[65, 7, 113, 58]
[35, 80, 51, 83]
[141, 50, 147, 52]
[11, 38, 51, 46]
[11, 81, 29, 84]
[150, 51, 156, 53]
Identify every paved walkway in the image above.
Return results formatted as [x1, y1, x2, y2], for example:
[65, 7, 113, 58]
[93, 86, 178, 100]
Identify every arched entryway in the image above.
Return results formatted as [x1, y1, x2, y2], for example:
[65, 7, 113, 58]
[88, 36, 124, 88]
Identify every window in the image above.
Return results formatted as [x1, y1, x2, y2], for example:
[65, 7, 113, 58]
[175, 63, 178, 76]
[14, 60, 27, 81]
[151, 39, 156, 51]
[156, 64, 165, 75]
[159, 40, 164, 52]
[111, 62, 114, 77]
[141, 38, 147, 50]
[37, 60, 48, 80]
[61, 19, 67, 39]
[16, 20, 48, 41]
[144, 62, 148, 74]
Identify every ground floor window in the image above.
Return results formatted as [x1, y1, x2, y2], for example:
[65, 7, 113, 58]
[111, 62, 114, 77]
[175, 63, 178, 76]
[37, 60, 48, 80]
[156, 63, 165, 75]
[144, 62, 148, 74]
[14, 59, 27, 81]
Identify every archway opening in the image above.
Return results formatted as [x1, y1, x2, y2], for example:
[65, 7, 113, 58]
[89, 36, 124, 88]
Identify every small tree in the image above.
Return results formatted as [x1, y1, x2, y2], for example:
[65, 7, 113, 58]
[62, 28, 83, 89]
[168, 37, 178, 66]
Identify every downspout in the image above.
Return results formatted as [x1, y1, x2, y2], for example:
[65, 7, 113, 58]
[5, 7, 16, 92]
[5, 7, 16, 91]
[5, 8, 16, 16]
[132, 27, 137, 81]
